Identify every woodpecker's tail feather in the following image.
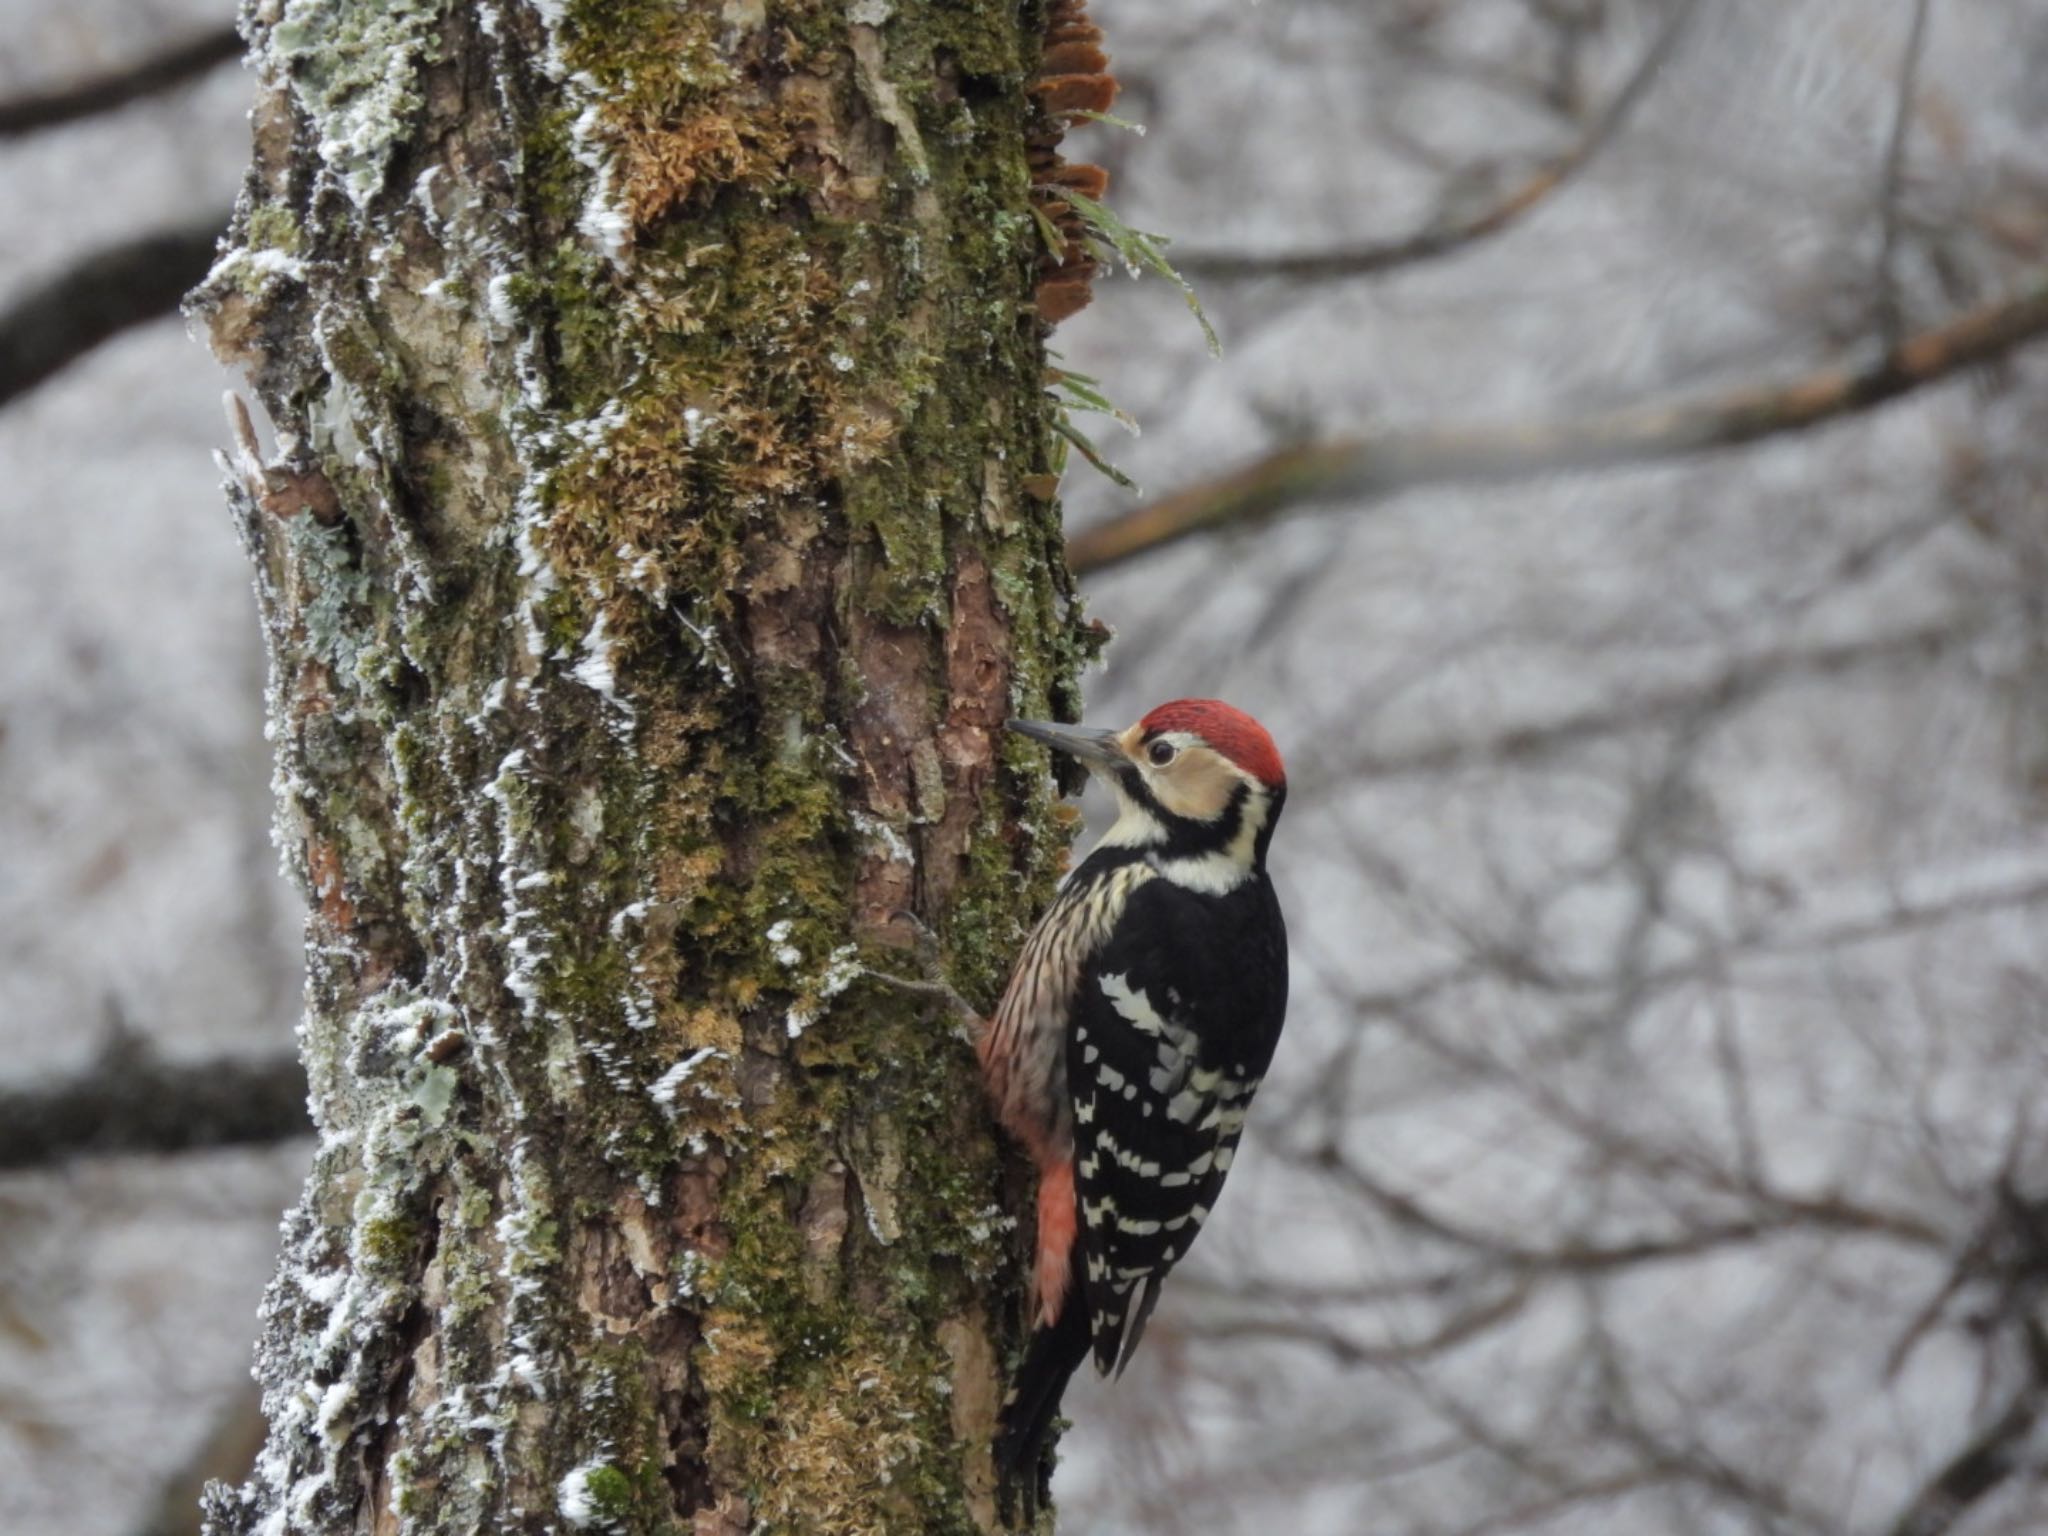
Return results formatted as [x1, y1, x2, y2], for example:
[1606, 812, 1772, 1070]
[994, 1269, 1091, 1493]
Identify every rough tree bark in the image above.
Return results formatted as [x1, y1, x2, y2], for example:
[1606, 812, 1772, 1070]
[188, 3, 1095, 1532]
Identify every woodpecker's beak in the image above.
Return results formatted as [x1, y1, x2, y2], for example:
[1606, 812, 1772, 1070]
[1006, 718, 1127, 770]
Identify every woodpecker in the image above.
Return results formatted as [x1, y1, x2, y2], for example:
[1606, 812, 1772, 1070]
[982, 698, 1288, 1479]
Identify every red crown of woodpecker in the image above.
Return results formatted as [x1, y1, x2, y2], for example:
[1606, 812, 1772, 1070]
[1137, 699, 1285, 788]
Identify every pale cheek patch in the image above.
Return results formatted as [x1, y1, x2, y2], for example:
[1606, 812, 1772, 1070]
[1148, 748, 1241, 824]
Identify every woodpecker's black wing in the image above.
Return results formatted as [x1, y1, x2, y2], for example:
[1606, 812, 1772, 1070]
[1067, 867, 1287, 1376]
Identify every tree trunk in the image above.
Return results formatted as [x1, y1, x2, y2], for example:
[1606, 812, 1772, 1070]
[190, 3, 1092, 1531]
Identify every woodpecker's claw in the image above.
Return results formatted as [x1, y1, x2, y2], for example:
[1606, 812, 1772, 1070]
[864, 911, 983, 1045]
[859, 967, 983, 1046]
[887, 909, 948, 979]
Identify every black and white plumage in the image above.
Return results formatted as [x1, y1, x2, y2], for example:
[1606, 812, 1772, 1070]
[979, 699, 1288, 1482]
[1069, 869, 1286, 1373]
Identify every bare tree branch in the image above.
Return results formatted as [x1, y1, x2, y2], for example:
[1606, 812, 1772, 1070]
[1300, 617, 1980, 789]
[1068, 275, 2048, 576]
[1308, 1142, 1944, 1274]
[1187, 1287, 1532, 1369]
[1874, 0, 1935, 350]
[1886, 1320, 2048, 1536]
[1174, 0, 1699, 284]
[0, 26, 241, 139]
[0, 216, 226, 408]
[0, 1040, 309, 1170]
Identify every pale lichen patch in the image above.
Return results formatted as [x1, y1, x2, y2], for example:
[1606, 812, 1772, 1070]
[269, 0, 449, 208]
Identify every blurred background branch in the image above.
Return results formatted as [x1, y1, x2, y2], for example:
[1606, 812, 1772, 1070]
[1176, 0, 1702, 285]
[0, 1030, 307, 1170]
[1069, 275, 2048, 575]
[132, 1382, 265, 1536]
[1872, 0, 1934, 350]
[0, 218, 227, 407]
[0, 25, 239, 139]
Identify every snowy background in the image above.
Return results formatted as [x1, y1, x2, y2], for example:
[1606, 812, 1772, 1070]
[7, 1, 2048, 1533]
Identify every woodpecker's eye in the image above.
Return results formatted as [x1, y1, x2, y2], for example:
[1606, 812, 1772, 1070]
[1146, 740, 1177, 767]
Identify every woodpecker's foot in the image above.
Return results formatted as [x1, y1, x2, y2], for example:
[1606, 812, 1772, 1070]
[883, 909, 948, 978]
[865, 912, 982, 1044]
[859, 966, 983, 1045]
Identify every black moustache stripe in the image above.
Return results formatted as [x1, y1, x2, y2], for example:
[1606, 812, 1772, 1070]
[1116, 775, 1257, 862]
